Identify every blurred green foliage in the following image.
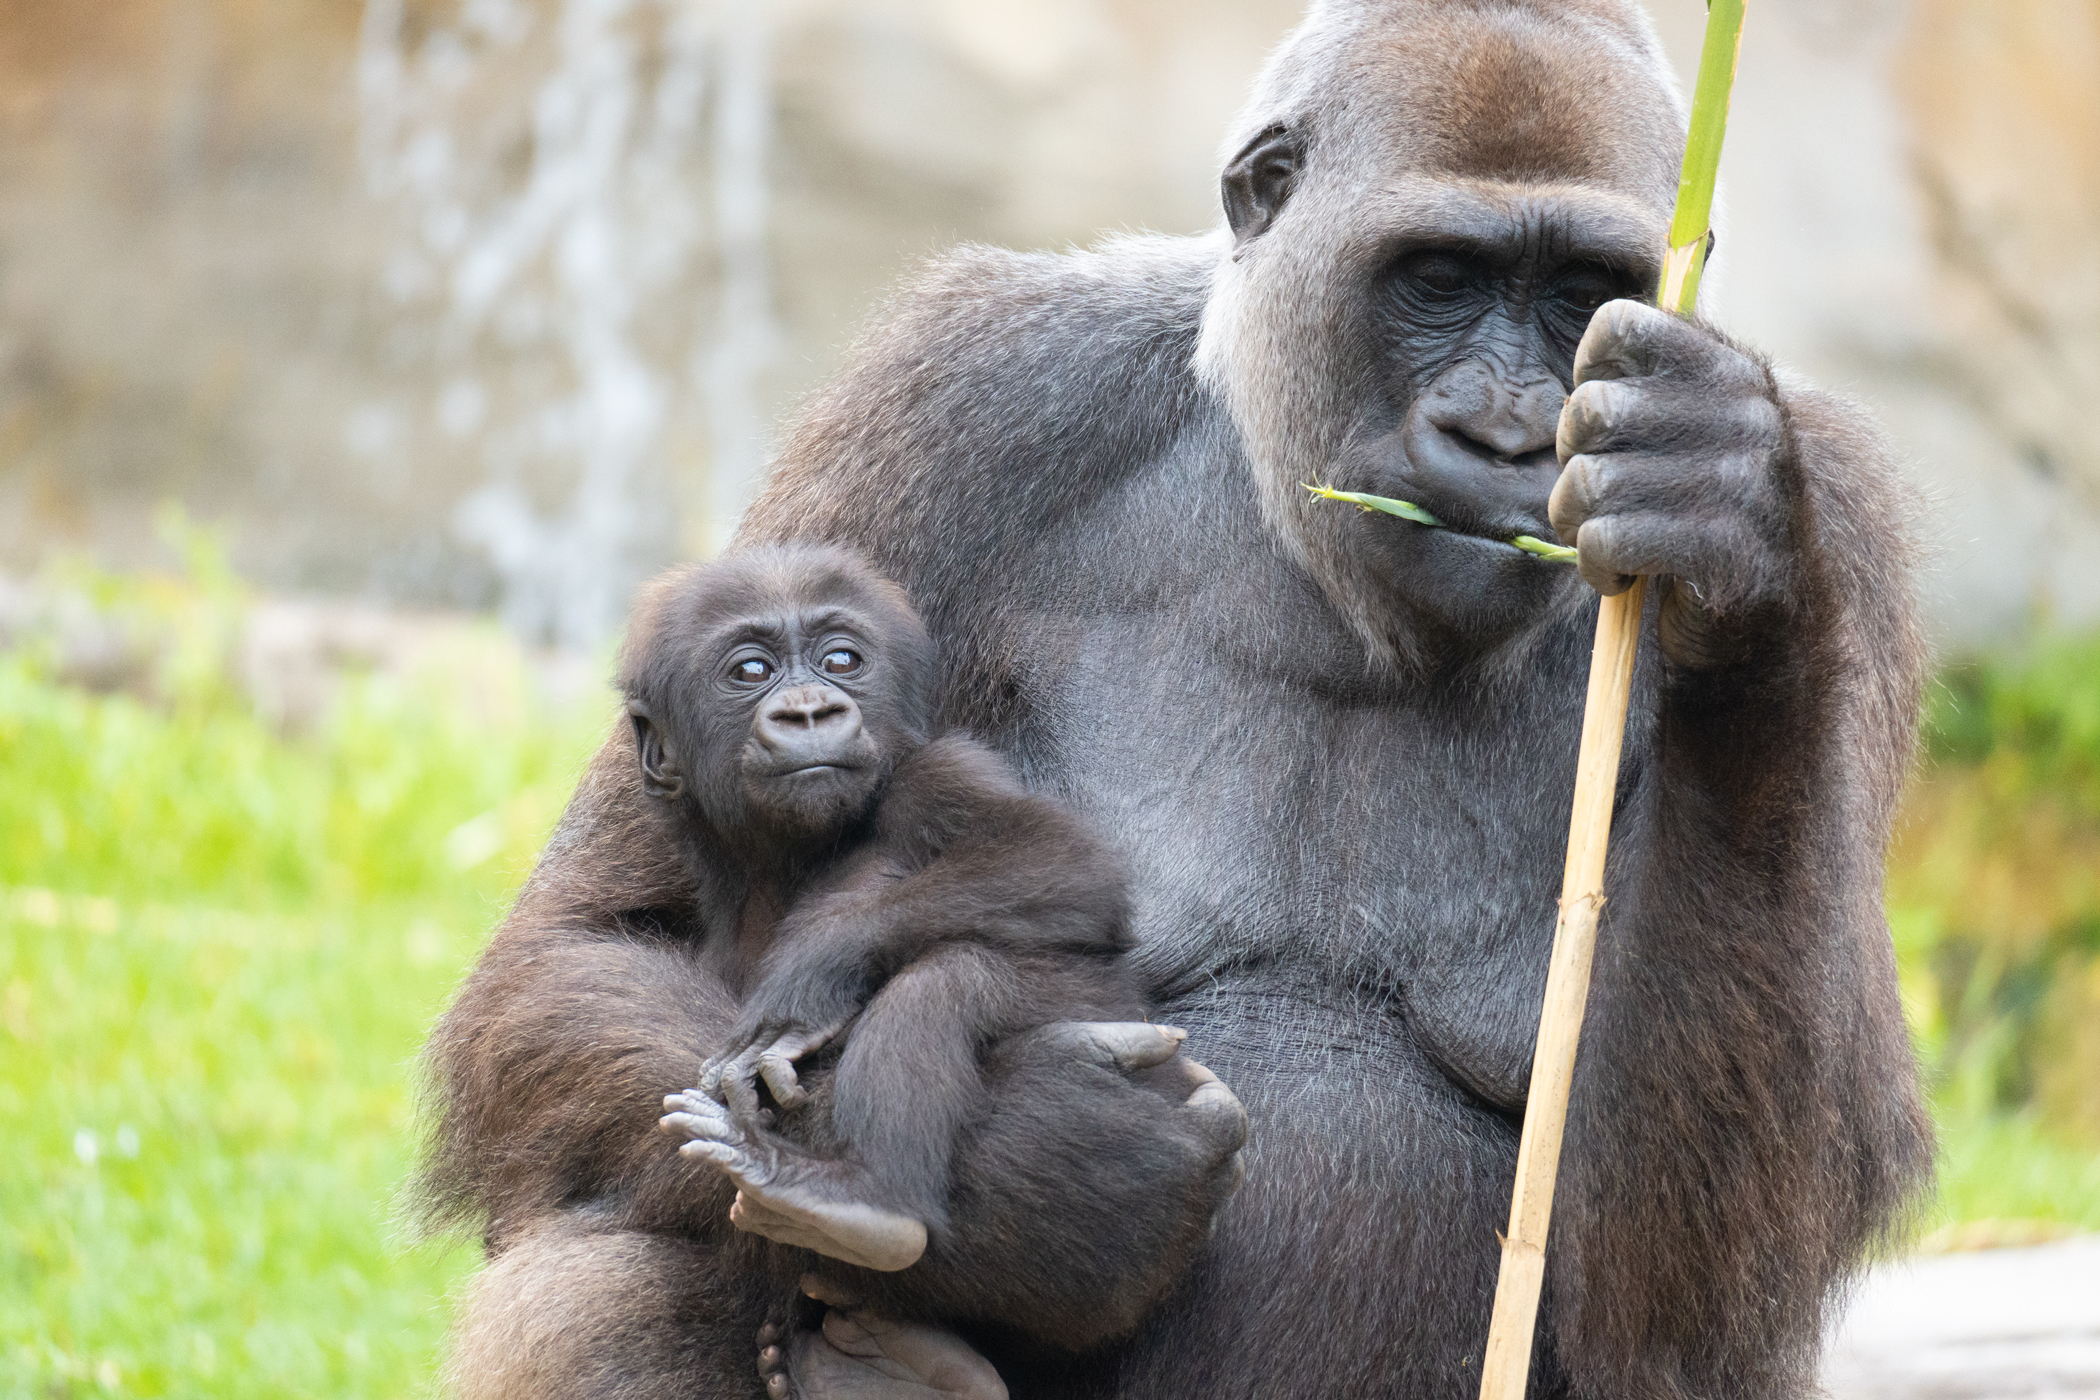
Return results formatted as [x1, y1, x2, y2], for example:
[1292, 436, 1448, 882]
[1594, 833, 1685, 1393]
[1, 528, 2095, 1396]
[1889, 628, 2100, 1236]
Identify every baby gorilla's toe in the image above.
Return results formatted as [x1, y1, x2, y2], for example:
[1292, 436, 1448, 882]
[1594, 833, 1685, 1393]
[757, 1320, 792, 1400]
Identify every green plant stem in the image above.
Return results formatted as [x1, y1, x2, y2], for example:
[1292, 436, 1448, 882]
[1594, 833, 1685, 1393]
[1300, 484, 1577, 562]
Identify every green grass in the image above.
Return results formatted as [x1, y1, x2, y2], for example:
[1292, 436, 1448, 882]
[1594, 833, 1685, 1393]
[1932, 1108, 2100, 1234]
[2, 548, 2097, 1396]
[0, 578, 610, 1397]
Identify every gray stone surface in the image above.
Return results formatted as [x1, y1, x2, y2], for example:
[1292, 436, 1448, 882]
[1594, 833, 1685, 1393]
[1825, 1240, 2100, 1400]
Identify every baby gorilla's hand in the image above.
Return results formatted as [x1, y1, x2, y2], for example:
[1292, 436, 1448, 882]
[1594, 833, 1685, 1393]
[700, 1009, 853, 1119]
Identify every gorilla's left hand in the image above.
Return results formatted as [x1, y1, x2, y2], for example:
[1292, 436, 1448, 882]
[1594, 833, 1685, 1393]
[1548, 298, 1798, 670]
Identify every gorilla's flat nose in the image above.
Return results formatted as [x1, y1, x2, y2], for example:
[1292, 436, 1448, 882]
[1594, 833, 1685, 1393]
[765, 685, 851, 731]
[757, 684, 864, 764]
[1419, 362, 1563, 467]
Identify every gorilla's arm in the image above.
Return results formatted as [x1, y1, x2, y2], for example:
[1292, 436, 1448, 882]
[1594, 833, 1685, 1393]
[1544, 303, 1932, 1393]
[418, 735, 734, 1244]
[427, 728, 1245, 1349]
[707, 735, 1135, 1095]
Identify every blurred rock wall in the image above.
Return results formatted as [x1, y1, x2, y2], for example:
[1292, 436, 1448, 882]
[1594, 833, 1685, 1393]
[1645, 0, 2100, 640]
[1, 0, 2096, 646]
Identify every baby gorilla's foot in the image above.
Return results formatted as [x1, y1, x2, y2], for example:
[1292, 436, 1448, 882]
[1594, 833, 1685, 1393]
[661, 1091, 928, 1271]
[765, 1276, 1007, 1400]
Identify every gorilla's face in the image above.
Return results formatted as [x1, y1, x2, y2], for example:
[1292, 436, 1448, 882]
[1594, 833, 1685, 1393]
[621, 548, 935, 849]
[1335, 185, 1660, 634]
[1202, 8, 1680, 663]
[713, 612, 891, 835]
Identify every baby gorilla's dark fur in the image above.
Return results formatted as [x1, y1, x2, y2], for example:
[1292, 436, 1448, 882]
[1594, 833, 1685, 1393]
[622, 544, 1158, 1281]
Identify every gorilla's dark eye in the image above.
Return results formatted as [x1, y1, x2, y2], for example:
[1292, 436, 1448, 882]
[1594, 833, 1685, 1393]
[1399, 251, 1479, 299]
[820, 649, 863, 677]
[731, 657, 774, 685]
[1551, 266, 1625, 315]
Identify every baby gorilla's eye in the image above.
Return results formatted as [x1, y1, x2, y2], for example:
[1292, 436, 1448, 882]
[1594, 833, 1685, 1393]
[731, 657, 774, 684]
[820, 649, 863, 677]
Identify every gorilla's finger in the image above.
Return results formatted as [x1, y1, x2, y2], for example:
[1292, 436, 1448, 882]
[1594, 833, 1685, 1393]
[679, 1138, 741, 1166]
[1570, 299, 1675, 384]
[1032, 1020, 1189, 1071]
[661, 1094, 740, 1142]
[1555, 379, 1632, 463]
[754, 1021, 843, 1109]
[1220, 1150, 1248, 1199]
[1180, 1077, 1250, 1155]
[765, 1373, 788, 1400]
[1572, 515, 1641, 596]
[757, 1049, 808, 1108]
[1574, 513, 1728, 597]
[800, 1272, 866, 1309]
[698, 1057, 729, 1097]
[659, 1110, 708, 1138]
[1548, 453, 1604, 540]
[719, 1052, 765, 1121]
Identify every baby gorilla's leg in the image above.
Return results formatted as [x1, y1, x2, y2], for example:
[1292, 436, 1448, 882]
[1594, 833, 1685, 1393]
[660, 1092, 930, 1272]
[828, 943, 1051, 1226]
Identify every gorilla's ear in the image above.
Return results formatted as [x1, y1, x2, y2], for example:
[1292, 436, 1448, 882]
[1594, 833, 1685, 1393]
[628, 704, 686, 802]
[1222, 124, 1304, 246]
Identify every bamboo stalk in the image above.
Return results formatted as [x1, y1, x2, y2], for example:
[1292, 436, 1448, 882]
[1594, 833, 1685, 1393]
[1474, 6, 1746, 1399]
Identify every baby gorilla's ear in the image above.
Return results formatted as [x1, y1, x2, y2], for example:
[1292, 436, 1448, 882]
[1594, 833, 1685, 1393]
[627, 704, 687, 802]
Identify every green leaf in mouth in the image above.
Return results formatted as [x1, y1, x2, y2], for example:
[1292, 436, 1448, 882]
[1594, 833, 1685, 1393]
[1301, 484, 1576, 564]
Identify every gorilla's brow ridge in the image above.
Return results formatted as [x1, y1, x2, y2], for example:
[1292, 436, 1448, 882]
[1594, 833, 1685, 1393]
[706, 606, 874, 655]
[1355, 177, 1665, 278]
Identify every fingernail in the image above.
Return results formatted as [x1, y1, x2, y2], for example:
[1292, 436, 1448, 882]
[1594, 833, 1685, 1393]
[1157, 1025, 1188, 1041]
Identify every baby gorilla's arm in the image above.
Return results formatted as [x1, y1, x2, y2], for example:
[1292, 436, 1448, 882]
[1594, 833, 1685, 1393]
[702, 737, 1132, 1116]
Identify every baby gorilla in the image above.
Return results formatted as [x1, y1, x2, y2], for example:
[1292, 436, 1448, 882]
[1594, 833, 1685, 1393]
[623, 544, 1162, 1277]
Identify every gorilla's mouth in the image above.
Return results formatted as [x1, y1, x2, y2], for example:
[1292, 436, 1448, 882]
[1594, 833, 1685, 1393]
[1356, 484, 1564, 559]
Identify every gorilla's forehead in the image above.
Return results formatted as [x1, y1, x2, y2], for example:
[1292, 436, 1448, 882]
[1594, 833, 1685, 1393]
[1247, 1, 1683, 213]
[1347, 175, 1667, 275]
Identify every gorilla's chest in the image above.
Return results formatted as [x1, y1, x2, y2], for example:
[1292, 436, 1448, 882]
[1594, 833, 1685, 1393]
[1025, 604, 1601, 1107]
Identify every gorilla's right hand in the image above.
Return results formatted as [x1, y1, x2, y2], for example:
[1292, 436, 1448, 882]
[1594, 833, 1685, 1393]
[990, 1020, 1248, 1207]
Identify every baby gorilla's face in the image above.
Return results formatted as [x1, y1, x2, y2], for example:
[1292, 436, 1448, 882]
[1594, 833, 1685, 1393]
[621, 545, 937, 849]
[718, 614, 889, 837]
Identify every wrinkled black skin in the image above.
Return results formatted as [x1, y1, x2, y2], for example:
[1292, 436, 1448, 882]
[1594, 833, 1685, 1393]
[428, 76, 1925, 1400]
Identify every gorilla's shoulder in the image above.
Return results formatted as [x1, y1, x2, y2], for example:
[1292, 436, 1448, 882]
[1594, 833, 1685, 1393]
[741, 234, 1223, 556]
[888, 234, 1219, 346]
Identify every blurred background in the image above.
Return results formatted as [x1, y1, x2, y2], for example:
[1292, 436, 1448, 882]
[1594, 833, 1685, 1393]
[2, 1, 2097, 1395]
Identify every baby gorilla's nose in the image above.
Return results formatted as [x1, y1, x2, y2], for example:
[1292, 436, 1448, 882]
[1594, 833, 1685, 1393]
[757, 684, 865, 766]
[767, 686, 853, 731]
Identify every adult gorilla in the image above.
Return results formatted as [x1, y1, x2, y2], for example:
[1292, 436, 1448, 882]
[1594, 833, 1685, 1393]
[428, 2, 1930, 1398]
